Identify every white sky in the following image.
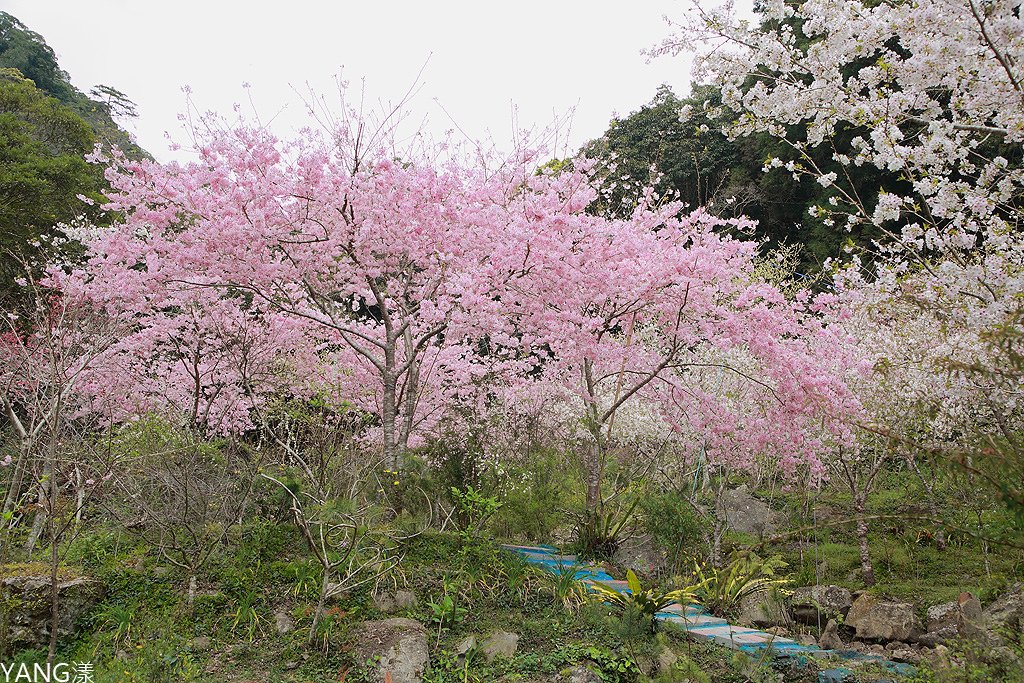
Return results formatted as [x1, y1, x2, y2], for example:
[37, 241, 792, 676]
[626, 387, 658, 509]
[3, 0, 699, 162]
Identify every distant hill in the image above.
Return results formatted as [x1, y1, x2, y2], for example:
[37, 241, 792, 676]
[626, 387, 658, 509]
[0, 11, 149, 159]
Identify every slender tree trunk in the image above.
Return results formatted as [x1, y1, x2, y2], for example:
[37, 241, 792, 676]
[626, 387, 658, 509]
[908, 458, 946, 549]
[584, 440, 602, 514]
[398, 332, 421, 455]
[582, 361, 604, 515]
[308, 568, 331, 646]
[2, 444, 30, 518]
[187, 573, 198, 608]
[47, 456, 59, 664]
[23, 487, 47, 555]
[74, 466, 84, 526]
[381, 366, 398, 471]
[854, 494, 875, 587]
[47, 522, 59, 663]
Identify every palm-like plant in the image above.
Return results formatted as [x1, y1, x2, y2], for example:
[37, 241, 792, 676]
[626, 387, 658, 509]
[690, 551, 790, 618]
[590, 569, 697, 631]
[541, 561, 591, 613]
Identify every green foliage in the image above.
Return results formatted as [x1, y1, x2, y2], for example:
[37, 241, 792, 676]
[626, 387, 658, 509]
[690, 552, 790, 619]
[539, 562, 590, 613]
[582, 83, 885, 274]
[573, 497, 640, 561]
[654, 653, 711, 683]
[0, 68, 103, 290]
[450, 485, 502, 542]
[490, 449, 573, 542]
[641, 489, 706, 573]
[590, 569, 696, 633]
[908, 633, 1024, 683]
[0, 12, 146, 156]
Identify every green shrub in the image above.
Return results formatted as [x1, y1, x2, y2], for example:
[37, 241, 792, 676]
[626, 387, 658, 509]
[640, 490, 706, 572]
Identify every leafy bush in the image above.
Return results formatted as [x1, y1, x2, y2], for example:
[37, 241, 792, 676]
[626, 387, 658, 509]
[539, 561, 591, 613]
[450, 485, 502, 542]
[641, 489, 707, 574]
[689, 552, 789, 618]
[590, 569, 696, 633]
[573, 498, 640, 561]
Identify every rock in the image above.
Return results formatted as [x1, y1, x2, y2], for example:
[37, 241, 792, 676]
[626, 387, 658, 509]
[481, 630, 519, 662]
[612, 533, 666, 574]
[374, 589, 419, 614]
[819, 619, 844, 650]
[925, 592, 983, 642]
[394, 590, 418, 610]
[0, 572, 104, 649]
[891, 648, 922, 664]
[189, 636, 212, 651]
[657, 646, 678, 675]
[845, 594, 921, 642]
[274, 609, 294, 635]
[983, 582, 1024, 634]
[558, 666, 601, 683]
[795, 633, 817, 646]
[719, 485, 778, 536]
[789, 585, 853, 624]
[738, 592, 791, 628]
[455, 635, 477, 656]
[373, 592, 397, 613]
[353, 618, 430, 683]
[921, 643, 952, 670]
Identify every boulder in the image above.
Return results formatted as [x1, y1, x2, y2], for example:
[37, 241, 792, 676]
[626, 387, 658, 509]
[845, 594, 921, 642]
[353, 618, 429, 683]
[0, 572, 104, 649]
[558, 666, 601, 683]
[925, 592, 983, 642]
[394, 590, 418, 610]
[274, 609, 294, 635]
[890, 647, 922, 664]
[612, 533, 666, 574]
[738, 592, 791, 628]
[455, 635, 477, 656]
[795, 633, 817, 646]
[657, 646, 679, 676]
[983, 582, 1024, 634]
[374, 589, 419, 614]
[481, 630, 519, 662]
[789, 585, 852, 624]
[373, 592, 397, 613]
[818, 619, 844, 650]
[719, 485, 778, 536]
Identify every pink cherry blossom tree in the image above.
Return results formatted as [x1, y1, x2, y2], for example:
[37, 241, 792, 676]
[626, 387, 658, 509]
[658, 0, 1024, 556]
[499, 171, 861, 515]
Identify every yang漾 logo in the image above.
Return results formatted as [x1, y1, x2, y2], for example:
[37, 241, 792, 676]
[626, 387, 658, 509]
[0, 662, 94, 683]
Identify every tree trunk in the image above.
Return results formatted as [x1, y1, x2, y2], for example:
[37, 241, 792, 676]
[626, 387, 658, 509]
[584, 440, 602, 514]
[23, 505, 46, 555]
[187, 574, 198, 608]
[854, 495, 875, 587]
[308, 569, 331, 646]
[1, 444, 29, 518]
[908, 458, 946, 549]
[47, 525, 59, 664]
[381, 368, 398, 471]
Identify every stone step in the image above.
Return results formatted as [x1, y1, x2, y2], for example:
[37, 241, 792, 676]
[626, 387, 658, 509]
[502, 545, 913, 680]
